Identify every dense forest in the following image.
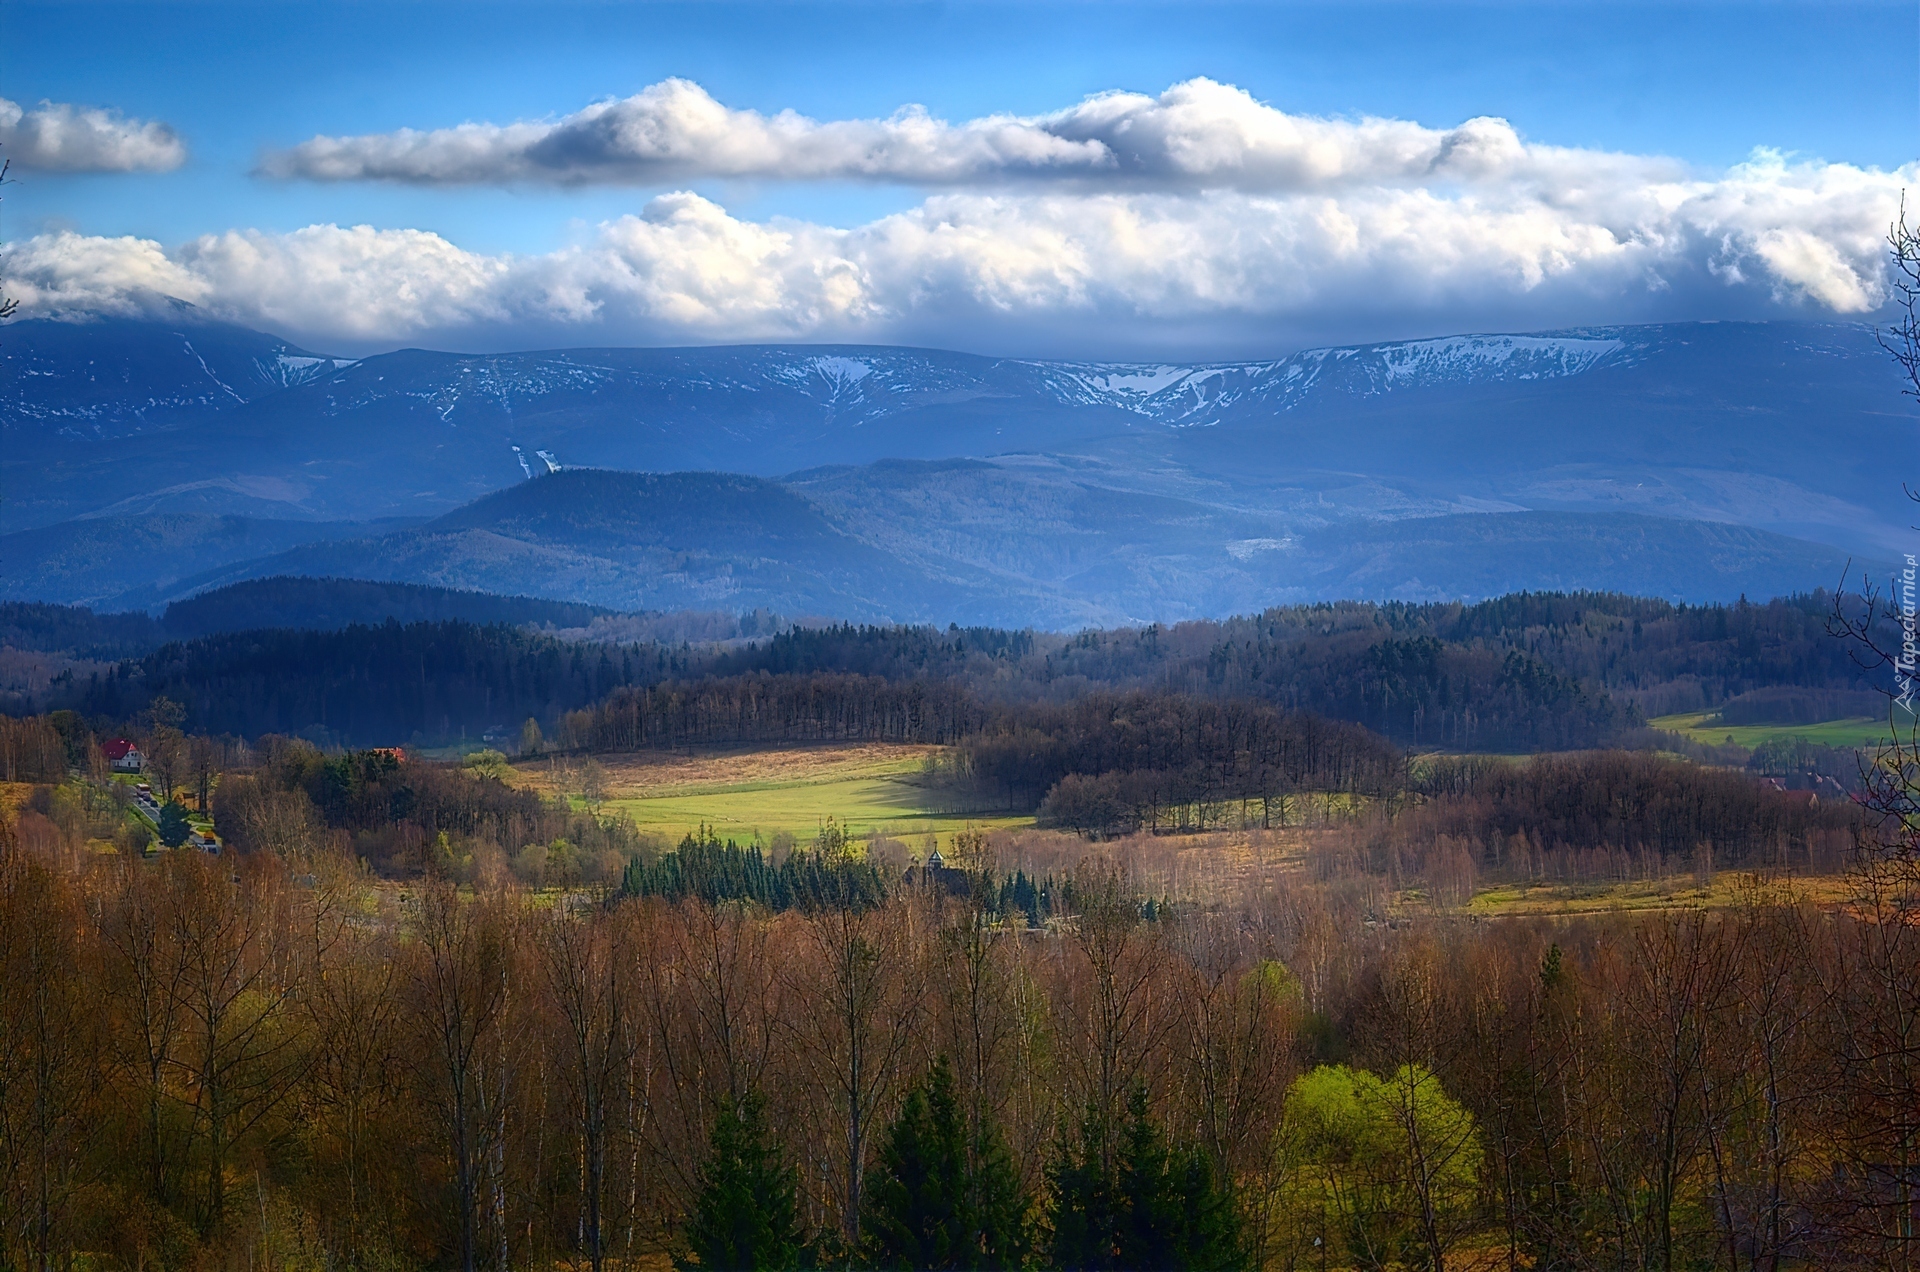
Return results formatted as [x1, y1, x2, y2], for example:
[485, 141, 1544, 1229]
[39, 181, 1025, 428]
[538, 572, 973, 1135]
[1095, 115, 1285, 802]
[67, 623, 664, 745]
[159, 577, 620, 638]
[9, 587, 1893, 753]
[1, 807, 1914, 1271]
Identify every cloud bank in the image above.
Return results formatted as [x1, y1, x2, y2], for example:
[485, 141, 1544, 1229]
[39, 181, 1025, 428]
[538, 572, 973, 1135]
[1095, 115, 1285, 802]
[9, 79, 1910, 353]
[0, 98, 185, 173]
[262, 77, 1673, 194]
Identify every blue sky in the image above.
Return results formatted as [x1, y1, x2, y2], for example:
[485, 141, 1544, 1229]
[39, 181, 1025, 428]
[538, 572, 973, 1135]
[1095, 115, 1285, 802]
[4, 0, 1916, 355]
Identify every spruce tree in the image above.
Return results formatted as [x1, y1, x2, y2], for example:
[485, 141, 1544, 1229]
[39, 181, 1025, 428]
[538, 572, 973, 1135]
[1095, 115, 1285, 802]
[1118, 1087, 1182, 1272]
[1117, 1087, 1242, 1272]
[864, 1056, 1031, 1270]
[966, 1112, 1032, 1269]
[157, 800, 192, 848]
[1167, 1147, 1242, 1272]
[679, 1092, 802, 1272]
[865, 1060, 967, 1268]
[1046, 1105, 1121, 1271]
[1046, 1088, 1243, 1272]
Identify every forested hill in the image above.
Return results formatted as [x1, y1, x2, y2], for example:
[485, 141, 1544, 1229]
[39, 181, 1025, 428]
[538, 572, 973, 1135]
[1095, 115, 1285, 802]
[1, 578, 659, 654]
[159, 577, 618, 638]
[1032, 589, 1882, 719]
[35, 587, 1888, 750]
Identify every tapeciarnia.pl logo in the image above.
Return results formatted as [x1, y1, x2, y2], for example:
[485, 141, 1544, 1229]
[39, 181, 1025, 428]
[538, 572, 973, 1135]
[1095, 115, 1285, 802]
[1899, 554, 1918, 712]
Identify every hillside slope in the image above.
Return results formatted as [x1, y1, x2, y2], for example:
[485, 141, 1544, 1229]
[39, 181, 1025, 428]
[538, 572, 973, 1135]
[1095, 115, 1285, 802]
[85, 467, 1878, 628]
[188, 470, 1058, 623]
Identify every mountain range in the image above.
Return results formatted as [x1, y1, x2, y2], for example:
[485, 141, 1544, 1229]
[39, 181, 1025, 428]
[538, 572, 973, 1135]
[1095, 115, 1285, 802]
[1, 307, 1903, 625]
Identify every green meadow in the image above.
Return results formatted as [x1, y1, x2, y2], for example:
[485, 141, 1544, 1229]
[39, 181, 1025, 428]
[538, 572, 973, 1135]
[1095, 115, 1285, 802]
[1649, 711, 1900, 750]
[529, 745, 1033, 846]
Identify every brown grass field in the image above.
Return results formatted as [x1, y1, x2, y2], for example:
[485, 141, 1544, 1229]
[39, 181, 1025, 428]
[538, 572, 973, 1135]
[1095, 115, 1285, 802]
[500, 747, 1873, 919]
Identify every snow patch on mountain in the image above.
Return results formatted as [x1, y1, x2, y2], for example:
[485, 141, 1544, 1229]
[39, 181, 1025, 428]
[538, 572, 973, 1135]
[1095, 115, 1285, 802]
[1226, 537, 1291, 560]
[770, 355, 881, 407]
[1060, 365, 1197, 397]
[1377, 334, 1630, 382]
[809, 356, 873, 384]
[1029, 332, 1636, 425]
[270, 353, 359, 386]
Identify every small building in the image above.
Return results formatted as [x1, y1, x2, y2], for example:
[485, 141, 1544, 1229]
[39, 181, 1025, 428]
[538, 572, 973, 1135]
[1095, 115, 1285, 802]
[904, 847, 973, 897]
[1761, 776, 1818, 806]
[103, 738, 144, 773]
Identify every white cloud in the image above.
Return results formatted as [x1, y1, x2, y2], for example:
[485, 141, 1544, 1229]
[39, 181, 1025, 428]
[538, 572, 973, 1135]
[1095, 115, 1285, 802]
[175, 225, 514, 338]
[0, 98, 185, 173]
[260, 76, 1677, 193]
[9, 143, 1908, 353]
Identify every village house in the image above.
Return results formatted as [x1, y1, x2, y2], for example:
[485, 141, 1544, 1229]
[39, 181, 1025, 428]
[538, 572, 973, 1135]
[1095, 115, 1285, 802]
[102, 738, 144, 773]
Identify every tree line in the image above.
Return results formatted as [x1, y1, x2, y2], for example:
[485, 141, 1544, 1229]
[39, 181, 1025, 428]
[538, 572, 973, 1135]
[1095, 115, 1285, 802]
[1311, 750, 1865, 898]
[957, 692, 1402, 821]
[557, 673, 987, 752]
[9, 587, 1891, 752]
[620, 824, 888, 912]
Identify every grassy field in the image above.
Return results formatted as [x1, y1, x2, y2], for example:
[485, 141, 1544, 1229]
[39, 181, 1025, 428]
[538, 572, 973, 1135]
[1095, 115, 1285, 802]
[513, 744, 1033, 846]
[1458, 871, 1859, 918]
[1650, 711, 1898, 749]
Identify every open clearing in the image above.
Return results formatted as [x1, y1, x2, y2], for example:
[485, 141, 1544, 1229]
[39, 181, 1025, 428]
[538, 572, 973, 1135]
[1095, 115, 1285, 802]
[1650, 711, 1896, 749]
[502, 751, 1874, 918]
[1460, 870, 1859, 917]
[512, 744, 1033, 845]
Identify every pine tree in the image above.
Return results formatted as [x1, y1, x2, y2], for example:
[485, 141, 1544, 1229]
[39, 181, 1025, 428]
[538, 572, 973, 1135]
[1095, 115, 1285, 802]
[1047, 1088, 1243, 1272]
[865, 1062, 966, 1268]
[966, 1113, 1032, 1269]
[679, 1092, 802, 1272]
[865, 1056, 1031, 1270]
[157, 800, 192, 849]
[1046, 1105, 1121, 1271]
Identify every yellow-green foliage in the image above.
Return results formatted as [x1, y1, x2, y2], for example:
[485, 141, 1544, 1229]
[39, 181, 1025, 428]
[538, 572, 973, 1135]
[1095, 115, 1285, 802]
[1270, 1063, 1483, 1269]
[462, 748, 511, 780]
[1243, 959, 1304, 1008]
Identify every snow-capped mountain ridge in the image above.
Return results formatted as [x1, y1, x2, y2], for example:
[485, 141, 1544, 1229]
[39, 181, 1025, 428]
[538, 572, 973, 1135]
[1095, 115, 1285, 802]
[5, 318, 1887, 543]
[1032, 330, 1643, 426]
[223, 329, 1648, 434]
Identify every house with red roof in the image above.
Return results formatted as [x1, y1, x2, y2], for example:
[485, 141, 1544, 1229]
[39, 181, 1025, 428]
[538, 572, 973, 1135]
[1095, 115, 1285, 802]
[102, 738, 144, 773]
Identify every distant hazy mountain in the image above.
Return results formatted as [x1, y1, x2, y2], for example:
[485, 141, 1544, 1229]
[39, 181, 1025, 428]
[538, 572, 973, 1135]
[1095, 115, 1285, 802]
[2, 313, 1902, 621]
[47, 468, 1865, 628]
[187, 470, 1045, 623]
[0, 513, 421, 608]
[4, 315, 1903, 549]
[788, 459, 1880, 620]
[0, 511, 428, 611]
